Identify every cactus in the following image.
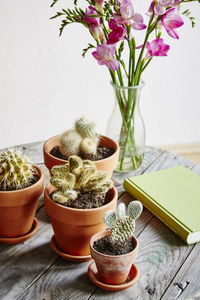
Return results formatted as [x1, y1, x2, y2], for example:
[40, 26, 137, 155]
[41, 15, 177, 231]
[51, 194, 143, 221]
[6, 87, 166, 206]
[75, 116, 98, 142]
[59, 116, 100, 157]
[80, 138, 97, 155]
[103, 201, 143, 245]
[60, 130, 82, 157]
[0, 149, 35, 191]
[50, 155, 112, 204]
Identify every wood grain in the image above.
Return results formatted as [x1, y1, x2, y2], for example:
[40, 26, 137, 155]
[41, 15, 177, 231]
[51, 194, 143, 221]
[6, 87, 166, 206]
[0, 142, 200, 300]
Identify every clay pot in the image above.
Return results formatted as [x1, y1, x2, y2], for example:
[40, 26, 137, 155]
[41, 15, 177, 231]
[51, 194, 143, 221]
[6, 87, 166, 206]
[44, 184, 118, 256]
[0, 166, 44, 238]
[90, 230, 138, 285]
[43, 135, 119, 178]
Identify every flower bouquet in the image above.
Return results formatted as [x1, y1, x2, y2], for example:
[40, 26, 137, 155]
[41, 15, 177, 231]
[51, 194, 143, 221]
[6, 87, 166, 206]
[51, 0, 199, 171]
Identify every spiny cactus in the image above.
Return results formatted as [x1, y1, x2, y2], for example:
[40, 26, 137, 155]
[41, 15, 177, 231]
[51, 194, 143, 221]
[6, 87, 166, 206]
[103, 201, 143, 245]
[50, 155, 112, 204]
[80, 138, 97, 155]
[75, 116, 98, 142]
[60, 130, 82, 157]
[0, 149, 35, 191]
[59, 116, 99, 157]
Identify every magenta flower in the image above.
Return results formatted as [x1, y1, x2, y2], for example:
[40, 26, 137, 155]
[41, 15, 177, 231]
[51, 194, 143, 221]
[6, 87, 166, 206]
[145, 38, 170, 58]
[84, 6, 100, 26]
[116, 0, 146, 30]
[92, 45, 119, 71]
[161, 8, 184, 39]
[107, 18, 127, 44]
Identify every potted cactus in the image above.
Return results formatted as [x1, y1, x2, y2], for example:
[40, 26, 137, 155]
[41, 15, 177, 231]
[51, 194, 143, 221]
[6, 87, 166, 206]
[44, 155, 118, 259]
[0, 149, 44, 243]
[43, 116, 119, 177]
[89, 201, 143, 286]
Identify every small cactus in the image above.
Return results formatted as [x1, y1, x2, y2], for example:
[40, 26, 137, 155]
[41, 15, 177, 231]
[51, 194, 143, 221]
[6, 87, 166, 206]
[0, 149, 35, 191]
[50, 155, 112, 204]
[103, 201, 143, 245]
[59, 116, 99, 157]
[75, 116, 98, 142]
[60, 130, 82, 157]
[80, 138, 97, 155]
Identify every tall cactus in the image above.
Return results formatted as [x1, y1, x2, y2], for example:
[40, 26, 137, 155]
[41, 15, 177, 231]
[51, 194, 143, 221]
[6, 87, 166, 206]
[0, 149, 35, 191]
[50, 155, 112, 204]
[103, 201, 143, 245]
[75, 116, 98, 142]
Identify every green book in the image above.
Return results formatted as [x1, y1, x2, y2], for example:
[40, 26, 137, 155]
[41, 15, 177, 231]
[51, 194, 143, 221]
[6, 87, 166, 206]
[123, 166, 200, 245]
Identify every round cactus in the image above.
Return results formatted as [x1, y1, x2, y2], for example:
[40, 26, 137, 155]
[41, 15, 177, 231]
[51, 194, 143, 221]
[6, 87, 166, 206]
[80, 138, 97, 155]
[0, 149, 35, 191]
[60, 130, 82, 157]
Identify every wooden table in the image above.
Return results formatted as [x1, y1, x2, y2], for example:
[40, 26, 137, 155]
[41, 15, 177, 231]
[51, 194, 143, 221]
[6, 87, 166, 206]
[0, 141, 200, 300]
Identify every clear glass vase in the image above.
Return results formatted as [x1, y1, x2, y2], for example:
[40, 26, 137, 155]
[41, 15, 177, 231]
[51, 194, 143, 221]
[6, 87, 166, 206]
[106, 81, 145, 172]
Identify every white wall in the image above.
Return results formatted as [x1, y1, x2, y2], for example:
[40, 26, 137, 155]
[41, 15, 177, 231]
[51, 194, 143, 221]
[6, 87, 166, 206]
[0, 0, 199, 149]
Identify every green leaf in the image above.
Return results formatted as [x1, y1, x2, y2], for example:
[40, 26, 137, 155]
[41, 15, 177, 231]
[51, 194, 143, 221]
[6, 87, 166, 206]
[50, 0, 59, 7]
[82, 43, 95, 58]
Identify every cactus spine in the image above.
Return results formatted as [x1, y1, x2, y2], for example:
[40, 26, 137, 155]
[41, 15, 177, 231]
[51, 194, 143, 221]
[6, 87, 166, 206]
[50, 155, 112, 204]
[59, 116, 99, 157]
[60, 130, 82, 157]
[0, 149, 35, 191]
[103, 201, 143, 245]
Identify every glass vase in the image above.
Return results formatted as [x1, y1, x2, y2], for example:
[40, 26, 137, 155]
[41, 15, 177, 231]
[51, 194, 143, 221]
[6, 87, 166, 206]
[106, 81, 145, 172]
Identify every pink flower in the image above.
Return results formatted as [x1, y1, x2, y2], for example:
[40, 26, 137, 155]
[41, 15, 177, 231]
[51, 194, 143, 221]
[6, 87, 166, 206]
[119, 0, 146, 30]
[84, 6, 100, 26]
[92, 44, 119, 71]
[145, 38, 170, 58]
[161, 8, 184, 39]
[107, 18, 127, 44]
[148, 0, 180, 16]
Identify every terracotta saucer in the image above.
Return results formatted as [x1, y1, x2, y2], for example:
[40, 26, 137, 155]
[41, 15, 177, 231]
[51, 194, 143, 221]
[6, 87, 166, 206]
[51, 235, 92, 262]
[88, 261, 140, 291]
[0, 217, 38, 245]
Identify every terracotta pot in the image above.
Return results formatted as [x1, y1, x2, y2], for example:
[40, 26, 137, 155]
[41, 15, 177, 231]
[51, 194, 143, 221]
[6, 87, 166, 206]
[44, 184, 118, 256]
[90, 230, 138, 285]
[0, 166, 44, 238]
[43, 135, 119, 178]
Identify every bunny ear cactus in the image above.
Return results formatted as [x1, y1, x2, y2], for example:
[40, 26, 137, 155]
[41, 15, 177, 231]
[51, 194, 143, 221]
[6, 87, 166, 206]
[103, 201, 143, 245]
[0, 149, 36, 191]
[50, 155, 112, 205]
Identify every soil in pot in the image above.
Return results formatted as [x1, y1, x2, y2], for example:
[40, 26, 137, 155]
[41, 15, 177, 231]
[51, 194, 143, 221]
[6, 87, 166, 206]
[0, 176, 39, 192]
[50, 191, 108, 209]
[93, 235, 135, 256]
[50, 145, 115, 161]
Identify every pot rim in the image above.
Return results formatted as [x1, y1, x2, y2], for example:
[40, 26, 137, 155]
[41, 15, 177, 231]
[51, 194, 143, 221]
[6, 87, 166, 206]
[45, 183, 118, 214]
[43, 134, 119, 164]
[90, 229, 138, 258]
[0, 165, 44, 195]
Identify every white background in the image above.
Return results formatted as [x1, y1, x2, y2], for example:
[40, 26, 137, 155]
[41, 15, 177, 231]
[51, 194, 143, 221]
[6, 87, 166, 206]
[0, 0, 199, 149]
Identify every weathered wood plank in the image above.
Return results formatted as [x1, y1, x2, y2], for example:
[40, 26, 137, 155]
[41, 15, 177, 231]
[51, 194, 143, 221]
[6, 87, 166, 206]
[18, 259, 96, 300]
[0, 208, 59, 300]
[112, 146, 162, 187]
[161, 243, 200, 300]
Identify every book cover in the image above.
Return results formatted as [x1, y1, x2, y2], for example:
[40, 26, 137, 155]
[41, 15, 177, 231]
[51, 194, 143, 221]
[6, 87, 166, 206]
[123, 166, 200, 244]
